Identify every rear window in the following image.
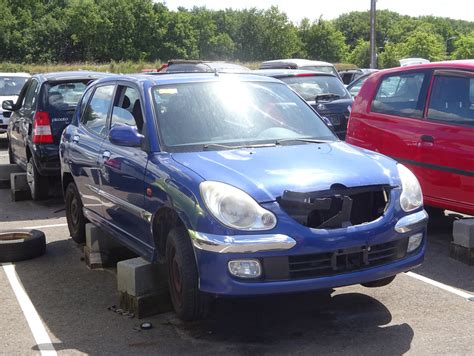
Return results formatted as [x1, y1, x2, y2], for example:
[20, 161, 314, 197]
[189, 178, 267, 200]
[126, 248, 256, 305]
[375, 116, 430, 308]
[0, 76, 29, 96]
[280, 75, 350, 101]
[371, 72, 426, 118]
[46, 81, 88, 110]
[301, 66, 338, 76]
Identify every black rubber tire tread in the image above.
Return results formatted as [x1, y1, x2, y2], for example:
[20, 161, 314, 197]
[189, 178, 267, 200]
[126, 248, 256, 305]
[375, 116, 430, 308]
[0, 229, 46, 262]
[65, 182, 86, 243]
[28, 157, 49, 201]
[362, 275, 396, 288]
[166, 227, 211, 321]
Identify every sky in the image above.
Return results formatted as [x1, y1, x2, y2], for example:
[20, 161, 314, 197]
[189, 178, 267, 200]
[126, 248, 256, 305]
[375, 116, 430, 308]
[163, 0, 474, 23]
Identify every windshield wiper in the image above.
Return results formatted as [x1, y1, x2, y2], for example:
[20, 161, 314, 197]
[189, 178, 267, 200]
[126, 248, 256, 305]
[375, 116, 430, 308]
[203, 143, 276, 150]
[276, 138, 336, 145]
[315, 93, 341, 102]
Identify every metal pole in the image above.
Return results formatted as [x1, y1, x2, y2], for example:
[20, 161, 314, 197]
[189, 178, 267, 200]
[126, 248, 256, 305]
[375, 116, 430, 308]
[370, 0, 377, 68]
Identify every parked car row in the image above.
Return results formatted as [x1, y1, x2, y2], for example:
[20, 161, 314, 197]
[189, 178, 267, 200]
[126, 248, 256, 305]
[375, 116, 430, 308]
[2, 59, 472, 322]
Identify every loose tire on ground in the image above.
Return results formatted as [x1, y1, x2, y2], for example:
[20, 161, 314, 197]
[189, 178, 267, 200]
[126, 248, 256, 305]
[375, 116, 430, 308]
[26, 156, 49, 200]
[166, 227, 211, 321]
[65, 182, 87, 243]
[361, 275, 396, 288]
[0, 229, 46, 262]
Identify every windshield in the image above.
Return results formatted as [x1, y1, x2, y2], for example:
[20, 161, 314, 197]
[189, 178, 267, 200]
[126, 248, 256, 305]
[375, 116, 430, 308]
[301, 66, 337, 76]
[0, 76, 29, 96]
[280, 75, 351, 101]
[152, 80, 336, 151]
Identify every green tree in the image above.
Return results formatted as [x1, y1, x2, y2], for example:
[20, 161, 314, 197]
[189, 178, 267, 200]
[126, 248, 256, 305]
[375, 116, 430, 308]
[452, 32, 474, 59]
[347, 39, 370, 68]
[402, 30, 445, 61]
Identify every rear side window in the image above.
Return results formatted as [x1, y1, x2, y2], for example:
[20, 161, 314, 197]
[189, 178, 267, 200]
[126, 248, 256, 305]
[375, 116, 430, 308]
[23, 80, 39, 109]
[110, 86, 144, 133]
[427, 73, 474, 127]
[46, 82, 87, 111]
[81, 85, 115, 136]
[371, 72, 426, 118]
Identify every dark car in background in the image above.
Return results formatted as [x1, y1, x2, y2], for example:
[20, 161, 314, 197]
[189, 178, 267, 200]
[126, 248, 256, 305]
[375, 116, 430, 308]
[346, 71, 379, 97]
[254, 69, 353, 139]
[153, 60, 251, 73]
[4, 71, 110, 200]
[259, 59, 342, 81]
[339, 68, 378, 86]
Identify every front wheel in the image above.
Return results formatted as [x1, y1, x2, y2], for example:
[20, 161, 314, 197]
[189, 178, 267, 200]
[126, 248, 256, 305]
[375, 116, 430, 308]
[166, 227, 211, 321]
[65, 182, 86, 243]
[26, 157, 49, 200]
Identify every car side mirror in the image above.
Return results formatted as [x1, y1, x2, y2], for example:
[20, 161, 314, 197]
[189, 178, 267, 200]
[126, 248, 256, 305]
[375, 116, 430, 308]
[2, 100, 15, 111]
[109, 125, 144, 147]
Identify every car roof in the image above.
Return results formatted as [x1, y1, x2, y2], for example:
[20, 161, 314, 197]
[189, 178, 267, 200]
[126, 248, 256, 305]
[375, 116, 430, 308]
[93, 72, 283, 86]
[34, 71, 112, 82]
[0, 72, 31, 77]
[260, 58, 335, 68]
[252, 69, 336, 78]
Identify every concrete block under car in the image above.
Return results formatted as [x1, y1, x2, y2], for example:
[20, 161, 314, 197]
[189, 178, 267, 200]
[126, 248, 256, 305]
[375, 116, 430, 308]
[0, 164, 23, 189]
[10, 173, 31, 201]
[451, 219, 474, 265]
[117, 257, 172, 318]
[84, 223, 135, 269]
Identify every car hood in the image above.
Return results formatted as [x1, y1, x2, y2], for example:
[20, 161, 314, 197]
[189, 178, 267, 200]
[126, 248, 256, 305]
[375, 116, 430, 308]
[171, 142, 400, 202]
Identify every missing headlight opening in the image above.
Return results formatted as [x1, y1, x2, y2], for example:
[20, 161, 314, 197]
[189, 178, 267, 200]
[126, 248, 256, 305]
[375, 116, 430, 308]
[278, 184, 392, 229]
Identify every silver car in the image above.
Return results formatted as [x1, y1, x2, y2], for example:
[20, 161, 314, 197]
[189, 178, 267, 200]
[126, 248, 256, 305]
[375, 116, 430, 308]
[0, 72, 30, 133]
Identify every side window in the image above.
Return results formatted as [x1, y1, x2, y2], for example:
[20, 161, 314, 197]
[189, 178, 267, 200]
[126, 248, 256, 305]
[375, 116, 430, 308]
[81, 85, 115, 136]
[371, 72, 426, 118]
[427, 74, 474, 126]
[79, 87, 94, 118]
[23, 80, 39, 109]
[110, 86, 144, 133]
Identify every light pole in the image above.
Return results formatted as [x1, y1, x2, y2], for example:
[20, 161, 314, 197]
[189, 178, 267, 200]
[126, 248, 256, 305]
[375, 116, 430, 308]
[445, 36, 457, 58]
[370, 0, 377, 68]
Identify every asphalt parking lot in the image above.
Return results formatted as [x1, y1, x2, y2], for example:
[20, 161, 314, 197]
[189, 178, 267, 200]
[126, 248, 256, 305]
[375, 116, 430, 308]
[0, 134, 473, 355]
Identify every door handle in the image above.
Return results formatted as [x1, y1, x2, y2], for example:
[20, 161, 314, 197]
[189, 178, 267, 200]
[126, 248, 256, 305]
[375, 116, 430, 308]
[420, 135, 434, 143]
[102, 150, 111, 161]
[72, 135, 80, 143]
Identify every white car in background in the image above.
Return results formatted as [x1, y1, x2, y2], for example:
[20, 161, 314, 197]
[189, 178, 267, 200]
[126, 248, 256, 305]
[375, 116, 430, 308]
[0, 72, 30, 133]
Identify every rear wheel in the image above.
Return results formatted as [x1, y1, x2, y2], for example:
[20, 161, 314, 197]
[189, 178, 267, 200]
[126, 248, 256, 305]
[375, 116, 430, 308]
[65, 182, 86, 243]
[26, 157, 48, 200]
[362, 275, 396, 288]
[166, 227, 210, 321]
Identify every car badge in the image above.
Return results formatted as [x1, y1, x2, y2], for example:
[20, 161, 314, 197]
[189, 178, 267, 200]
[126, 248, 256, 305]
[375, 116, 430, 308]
[317, 103, 326, 111]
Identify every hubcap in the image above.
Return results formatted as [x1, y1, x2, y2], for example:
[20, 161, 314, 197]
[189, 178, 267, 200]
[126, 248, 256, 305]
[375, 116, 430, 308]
[26, 161, 35, 195]
[69, 196, 79, 226]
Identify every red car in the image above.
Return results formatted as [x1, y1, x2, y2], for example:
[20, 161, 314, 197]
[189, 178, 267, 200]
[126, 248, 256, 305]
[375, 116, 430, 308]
[346, 60, 474, 216]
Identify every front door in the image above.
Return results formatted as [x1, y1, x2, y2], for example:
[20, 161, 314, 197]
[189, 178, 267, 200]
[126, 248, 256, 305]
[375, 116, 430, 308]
[98, 84, 151, 247]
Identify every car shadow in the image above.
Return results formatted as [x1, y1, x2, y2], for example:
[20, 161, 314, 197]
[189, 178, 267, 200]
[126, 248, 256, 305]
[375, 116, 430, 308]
[416, 211, 474, 293]
[14, 238, 414, 355]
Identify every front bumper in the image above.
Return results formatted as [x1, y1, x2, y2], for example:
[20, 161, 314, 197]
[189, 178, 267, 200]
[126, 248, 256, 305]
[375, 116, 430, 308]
[191, 209, 428, 296]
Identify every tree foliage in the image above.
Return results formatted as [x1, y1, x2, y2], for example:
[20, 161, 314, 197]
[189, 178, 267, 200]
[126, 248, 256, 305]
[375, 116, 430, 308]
[0, 1, 472, 66]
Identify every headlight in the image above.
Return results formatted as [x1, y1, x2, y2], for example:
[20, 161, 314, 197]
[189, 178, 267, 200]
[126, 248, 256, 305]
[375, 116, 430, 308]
[200, 181, 277, 230]
[397, 164, 423, 212]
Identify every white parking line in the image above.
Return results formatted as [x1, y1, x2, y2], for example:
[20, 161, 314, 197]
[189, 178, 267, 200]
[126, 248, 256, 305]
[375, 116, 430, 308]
[26, 223, 67, 230]
[2, 263, 57, 356]
[406, 271, 474, 301]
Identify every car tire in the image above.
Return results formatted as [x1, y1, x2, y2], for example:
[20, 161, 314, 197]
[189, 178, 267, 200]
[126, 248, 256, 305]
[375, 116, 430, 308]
[166, 227, 211, 321]
[0, 229, 46, 262]
[8, 142, 14, 164]
[361, 275, 396, 288]
[65, 182, 86, 244]
[26, 157, 49, 201]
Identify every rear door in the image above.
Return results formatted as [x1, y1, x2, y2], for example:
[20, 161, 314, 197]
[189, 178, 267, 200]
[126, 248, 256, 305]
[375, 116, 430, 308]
[419, 69, 474, 213]
[10, 79, 40, 167]
[98, 84, 151, 246]
[68, 84, 116, 216]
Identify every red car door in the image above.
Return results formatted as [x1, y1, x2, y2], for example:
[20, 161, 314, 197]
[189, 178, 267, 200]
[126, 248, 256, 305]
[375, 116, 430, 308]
[347, 69, 432, 183]
[416, 69, 474, 214]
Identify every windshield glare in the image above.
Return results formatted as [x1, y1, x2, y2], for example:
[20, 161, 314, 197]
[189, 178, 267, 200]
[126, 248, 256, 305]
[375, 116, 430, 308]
[0, 76, 29, 96]
[281, 75, 350, 101]
[153, 80, 335, 151]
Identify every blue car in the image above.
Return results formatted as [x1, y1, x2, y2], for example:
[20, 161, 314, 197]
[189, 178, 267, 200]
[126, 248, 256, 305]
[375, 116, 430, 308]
[59, 73, 428, 320]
